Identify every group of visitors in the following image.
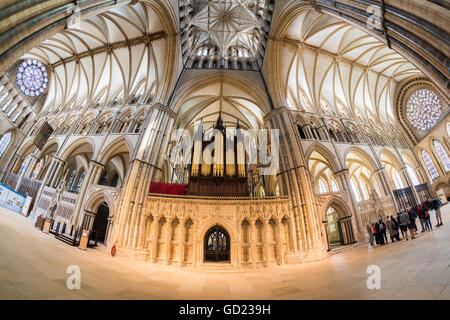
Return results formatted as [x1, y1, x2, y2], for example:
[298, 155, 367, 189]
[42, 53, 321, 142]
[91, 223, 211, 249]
[366, 198, 444, 246]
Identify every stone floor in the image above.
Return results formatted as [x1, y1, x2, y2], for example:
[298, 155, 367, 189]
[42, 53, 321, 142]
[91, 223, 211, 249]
[1, 205, 449, 300]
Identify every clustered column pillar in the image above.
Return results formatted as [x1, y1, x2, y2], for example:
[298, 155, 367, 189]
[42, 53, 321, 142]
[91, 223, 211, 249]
[266, 108, 326, 262]
[334, 168, 365, 241]
[375, 167, 401, 213]
[71, 160, 105, 227]
[113, 104, 176, 258]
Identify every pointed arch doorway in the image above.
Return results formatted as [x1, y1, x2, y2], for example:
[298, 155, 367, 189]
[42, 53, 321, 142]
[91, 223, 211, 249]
[204, 225, 230, 262]
[92, 202, 109, 243]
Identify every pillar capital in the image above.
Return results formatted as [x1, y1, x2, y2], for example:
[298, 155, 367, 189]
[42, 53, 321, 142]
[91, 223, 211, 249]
[334, 168, 349, 176]
[51, 155, 65, 164]
[89, 159, 105, 168]
[149, 103, 177, 119]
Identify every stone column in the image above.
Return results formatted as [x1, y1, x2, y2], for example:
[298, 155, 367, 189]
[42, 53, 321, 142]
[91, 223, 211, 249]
[178, 219, 186, 267]
[251, 220, 257, 268]
[266, 108, 326, 262]
[49, 157, 66, 188]
[375, 167, 401, 213]
[149, 216, 160, 263]
[164, 218, 173, 265]
[335, 168, 365, 241]
[71, 160, 104, 226]
[114, 104, 176, 254]
[399, 166, 420, 205]
[276, 218, 284, 265]
[263, 219, 270, 266]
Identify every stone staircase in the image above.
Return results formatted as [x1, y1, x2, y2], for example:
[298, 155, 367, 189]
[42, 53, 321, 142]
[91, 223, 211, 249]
[196, 262, 241, 273]
[55, 233, 78, 246]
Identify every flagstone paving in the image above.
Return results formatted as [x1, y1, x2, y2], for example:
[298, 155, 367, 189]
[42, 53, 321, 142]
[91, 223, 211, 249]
[0, 205, 449, 299]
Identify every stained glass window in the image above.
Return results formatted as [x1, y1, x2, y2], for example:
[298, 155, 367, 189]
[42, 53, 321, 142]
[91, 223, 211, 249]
[433, 140, 450, 172]
[359, 178, 369, 200]
[421, 150, 439, 180]
[16, 60, 48, 97]
[0, 132, 12, 158]
[406, 89, 441, 130]
[32, 160, 43, 179]
[19, 155, 31, 175]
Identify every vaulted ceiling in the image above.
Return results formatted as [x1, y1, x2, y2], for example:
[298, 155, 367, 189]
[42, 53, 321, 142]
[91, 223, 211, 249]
[20, 2, 168, 114]
[179, 0, 273, 67]
[281, 8, 424, 125]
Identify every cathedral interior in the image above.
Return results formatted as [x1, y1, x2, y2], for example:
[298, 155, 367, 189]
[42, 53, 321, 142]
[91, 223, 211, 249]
[0, 0, 449, 273]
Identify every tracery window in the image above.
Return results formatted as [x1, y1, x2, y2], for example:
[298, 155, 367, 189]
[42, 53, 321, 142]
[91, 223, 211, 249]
[1, 98, 13, 112]
[16, 60, 48, 97]
[433, 140, 450, 172]
[19, 155, 31, 175]
[350, 178, 361, 202]
[358, 178, 369, 200]
[32, 159, 43, 179]
[0, 91, 8, 105]
[406, 165, 420, 186]
[393, 170, 404, 189]
[406, 89, 441, 131]
[317, 178, 328, 194]
[331, 178, 339, 192]
[421, 150, 439, 180]
[0, 132, 12, 158]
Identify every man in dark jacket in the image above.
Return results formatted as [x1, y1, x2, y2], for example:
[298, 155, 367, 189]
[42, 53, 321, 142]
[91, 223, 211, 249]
[375, 221, 385, 245]
[380, 219, 388, 244]
[407, 207, 417, 238]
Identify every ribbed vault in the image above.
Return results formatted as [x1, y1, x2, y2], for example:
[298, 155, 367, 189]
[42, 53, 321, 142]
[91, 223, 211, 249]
[20, 2, 170, 114]
[281, 8, 423, 125]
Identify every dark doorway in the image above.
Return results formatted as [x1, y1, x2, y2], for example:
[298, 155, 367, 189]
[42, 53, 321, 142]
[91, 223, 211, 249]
[204, 225, 230, 262]
[92, 202, 109, 243]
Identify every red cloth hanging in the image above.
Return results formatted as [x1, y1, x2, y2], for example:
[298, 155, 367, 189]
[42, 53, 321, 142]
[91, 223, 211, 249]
[150, 182, 187, 195]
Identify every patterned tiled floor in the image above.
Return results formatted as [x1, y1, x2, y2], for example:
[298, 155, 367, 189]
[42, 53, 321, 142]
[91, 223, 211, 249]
[0, 205, 449, 299]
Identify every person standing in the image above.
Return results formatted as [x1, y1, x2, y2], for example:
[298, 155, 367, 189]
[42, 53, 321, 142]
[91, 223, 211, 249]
[386, 218, 399, 242]
[398, 211, 412, 240]
[391, 215, 402, 238]
[408, 207, 418, 236]
[367, 223, 374, 246]
[417, 204, 426, 232]
[380, 219, 388, 244]
[371, 223, 377, 245]
[433, 198, 443, 226]
[423, 203, 433, 231]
